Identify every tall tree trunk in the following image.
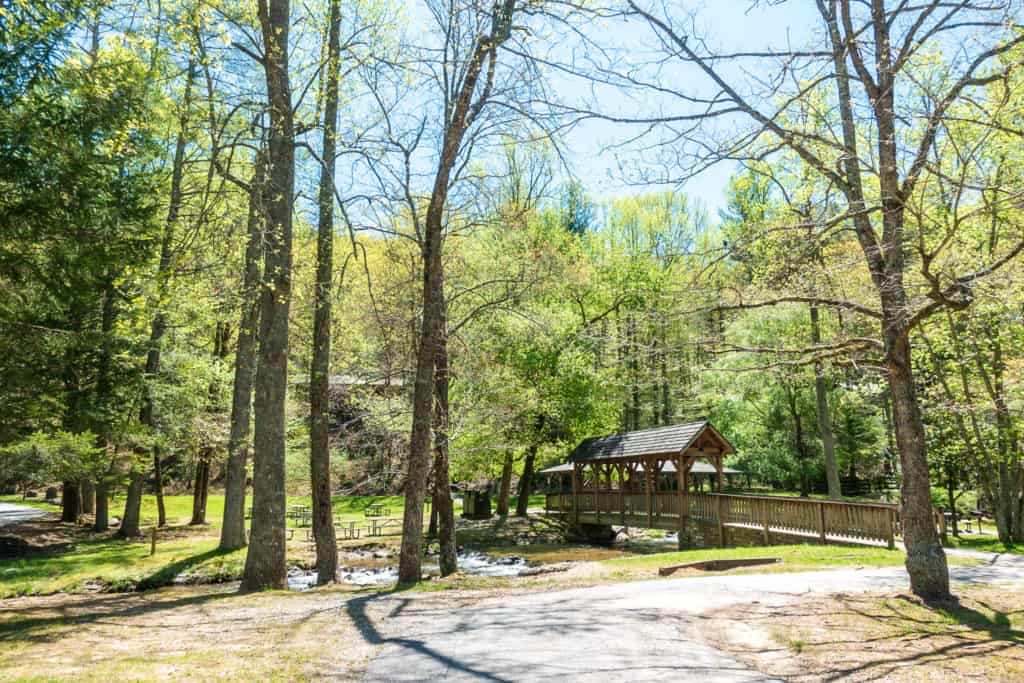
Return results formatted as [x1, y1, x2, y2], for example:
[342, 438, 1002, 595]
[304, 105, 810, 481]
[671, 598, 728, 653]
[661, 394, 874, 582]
[219, 152, 265, 551]
[118, 473, 144, 537]
[810, 305, 841, 499]
[154, 453, 166, 527]
[242, 0, 295, 592]
[190, 457, 210, 525]
[80, 480, 94, 515]
[138, 56, 195, 531]
[496, 451, 513, 516]
[819, 2, 948, 598]
[61, 481, 80, 522]
[397, 0, 518, 584]
[309, 0, 342, 585]
[886, 330, 949, 598]
[516, 443, 537, 517]
[432, 291, 456, 577]
[94, 480, 108, 531]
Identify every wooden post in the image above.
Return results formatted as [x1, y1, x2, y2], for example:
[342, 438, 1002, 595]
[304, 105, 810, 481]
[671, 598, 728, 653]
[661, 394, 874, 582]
[150, 526, 158, 557]
[817, 501, 827, 544]
[716, 495, 726, 547]
[571, 463, 580, 524]
[676, 454, 685, 547]
[617, 463, 625, 526]
[886, 508, 895, 550]
[761, 498, 770, 545]
[714, 455, 723, 492]
[645, 458, 653, 529]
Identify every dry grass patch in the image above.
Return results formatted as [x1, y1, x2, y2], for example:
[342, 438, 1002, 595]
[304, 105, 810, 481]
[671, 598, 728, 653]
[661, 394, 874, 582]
[697, 587, 1024, 682]
[0, 585, 380, 681]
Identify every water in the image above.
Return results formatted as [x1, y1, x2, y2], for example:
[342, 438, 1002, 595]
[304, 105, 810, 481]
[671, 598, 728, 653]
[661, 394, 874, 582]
[286, 551, 531, 590]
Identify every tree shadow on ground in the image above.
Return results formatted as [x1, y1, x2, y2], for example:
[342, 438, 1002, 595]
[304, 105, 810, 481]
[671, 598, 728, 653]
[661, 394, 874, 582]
[711, 591, 1024, 683]
[0, 588, 235, 644]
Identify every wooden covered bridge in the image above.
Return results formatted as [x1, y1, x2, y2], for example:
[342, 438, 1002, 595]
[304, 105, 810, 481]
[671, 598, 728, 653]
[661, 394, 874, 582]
[542, 420, 898, 549]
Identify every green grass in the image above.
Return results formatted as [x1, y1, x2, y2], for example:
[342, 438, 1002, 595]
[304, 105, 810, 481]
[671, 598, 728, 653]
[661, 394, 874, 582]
[947, 532, 1022, 555]
[508, 493, 546, 510]
[0, 492, 432, 597]
[0, 535, 247, 597]
[0, 495, 60, 512]
[603, 543, 916, 573]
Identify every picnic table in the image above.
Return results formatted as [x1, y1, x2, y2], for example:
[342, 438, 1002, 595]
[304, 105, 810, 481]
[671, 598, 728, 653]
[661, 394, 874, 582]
[288, 504, 312, 527]
[970, 509, 988, 534]
[364, 517, 400, 537]
[335, 519, 360, 540]
[363, 503, 390, 517]
[943, 511, 972, 534]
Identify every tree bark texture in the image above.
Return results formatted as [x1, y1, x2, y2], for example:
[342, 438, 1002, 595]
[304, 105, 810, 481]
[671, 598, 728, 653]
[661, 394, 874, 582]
[118, 472, 144, 537]
[309, 0, 342, 585]
[887, 330, 949, 598]
[496, 451, 513, 516]
[516, 443, 537, 517]
[61, 481, 80, 522]
[219, 152, 265, 552]
[190, 458, 210, 525]
[93, 480, 108, 531]
[397, 0, 519, 584]
[432, 290, 457, 577]
[242, 0, 295, 592]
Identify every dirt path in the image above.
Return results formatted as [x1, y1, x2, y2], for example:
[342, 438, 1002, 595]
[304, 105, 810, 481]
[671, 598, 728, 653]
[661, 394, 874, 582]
[362, 551, 1024, 682]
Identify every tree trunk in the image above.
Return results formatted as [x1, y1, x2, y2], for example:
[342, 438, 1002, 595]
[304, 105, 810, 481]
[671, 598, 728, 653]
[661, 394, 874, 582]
[516, 444, 537, 517]
[309, 0, 342, 585]
[886, 331, 949, 599]
[496, 451, 513, 516]
[219, 152, 265, 552]
[396, 2, 517, 583]
[190, 457, 210, 525]
[94, 479, 108, 531]
[427, 495, 439, 538]
[118, 472, 144, 537]
[154, 452, 166, 527]
[61, 481, 80, 522]
[242, 0, 295, 592]
[810, 305, 841, 499]
[139, 56, 195, 532]
[80, 479, 95, 515]
[433, 297, 456, 577]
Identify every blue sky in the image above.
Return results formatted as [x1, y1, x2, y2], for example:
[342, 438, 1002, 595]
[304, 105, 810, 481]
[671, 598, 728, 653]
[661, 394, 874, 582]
[550, 1, 820, 217]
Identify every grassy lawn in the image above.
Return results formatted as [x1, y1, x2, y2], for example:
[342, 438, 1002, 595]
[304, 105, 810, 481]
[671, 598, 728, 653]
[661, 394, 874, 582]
[0, 492, 419, 598]
[603, 543, 911, 574]
[0, 495, 60, 512]
[0, 532, 247, 598]
[947, 532, 1021, 555]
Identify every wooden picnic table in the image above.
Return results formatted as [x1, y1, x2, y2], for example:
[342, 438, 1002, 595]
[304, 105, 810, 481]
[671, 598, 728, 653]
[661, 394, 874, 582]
[363, 503, 390, 517]
[335, 519, 360, 540]
[365, 517, 400, 537]
[288, 504, 312, 527]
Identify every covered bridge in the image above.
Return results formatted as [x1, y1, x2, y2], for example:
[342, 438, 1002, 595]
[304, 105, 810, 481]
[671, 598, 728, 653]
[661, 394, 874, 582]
[544, 419, 899, 549]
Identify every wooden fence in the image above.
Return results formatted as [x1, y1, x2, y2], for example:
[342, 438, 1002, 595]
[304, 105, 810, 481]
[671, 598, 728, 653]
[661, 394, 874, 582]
[545, 490, 898, 549]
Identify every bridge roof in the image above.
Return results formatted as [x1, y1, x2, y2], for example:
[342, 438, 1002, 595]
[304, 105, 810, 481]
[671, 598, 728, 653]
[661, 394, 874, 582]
[567, 419, 734, 463]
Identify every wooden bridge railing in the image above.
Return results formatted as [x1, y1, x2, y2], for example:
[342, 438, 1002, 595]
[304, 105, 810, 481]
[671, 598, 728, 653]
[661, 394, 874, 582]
[545, 490, 898, 549]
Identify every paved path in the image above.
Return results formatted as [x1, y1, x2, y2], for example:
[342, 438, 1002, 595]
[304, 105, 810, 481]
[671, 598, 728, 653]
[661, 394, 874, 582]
[362, 551, 1024, 682]
[0, 502, 49, 528]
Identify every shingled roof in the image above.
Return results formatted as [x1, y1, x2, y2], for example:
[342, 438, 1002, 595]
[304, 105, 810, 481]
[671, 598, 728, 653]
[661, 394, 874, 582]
[567, 419, 733, 462]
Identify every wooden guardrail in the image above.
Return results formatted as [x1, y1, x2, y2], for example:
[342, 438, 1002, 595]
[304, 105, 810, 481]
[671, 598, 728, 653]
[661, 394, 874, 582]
[545, 490, 898, 548]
